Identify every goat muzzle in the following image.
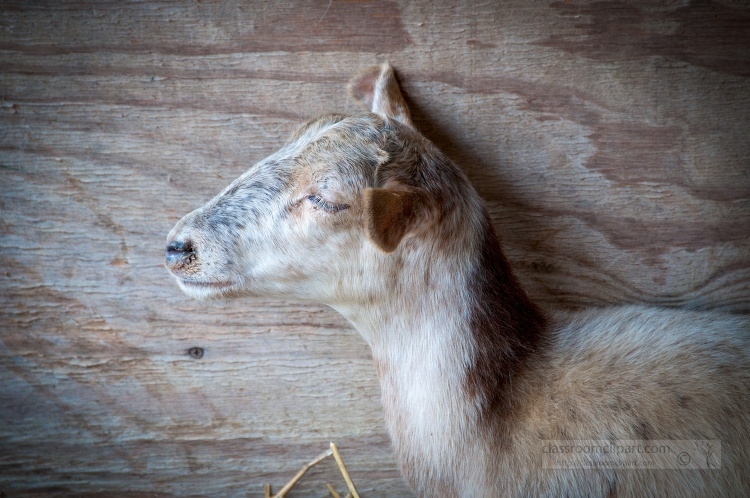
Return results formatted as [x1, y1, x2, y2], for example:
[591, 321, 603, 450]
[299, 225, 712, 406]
[165, 239, 196, 272]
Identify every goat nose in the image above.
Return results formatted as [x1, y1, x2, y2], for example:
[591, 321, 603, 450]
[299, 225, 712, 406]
[165, 239, 196, 267]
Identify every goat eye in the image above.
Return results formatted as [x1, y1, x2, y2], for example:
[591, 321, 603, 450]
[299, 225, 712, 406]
[307, 194, 349, 213]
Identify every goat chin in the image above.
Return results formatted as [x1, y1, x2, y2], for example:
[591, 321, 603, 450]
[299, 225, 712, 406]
[166, 64, 750, 497]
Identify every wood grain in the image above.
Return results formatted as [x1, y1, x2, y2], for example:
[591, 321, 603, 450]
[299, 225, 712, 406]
[1, 1, 749, 496]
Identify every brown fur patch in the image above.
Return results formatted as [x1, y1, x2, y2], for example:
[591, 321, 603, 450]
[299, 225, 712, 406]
[466, 214, 547, 422]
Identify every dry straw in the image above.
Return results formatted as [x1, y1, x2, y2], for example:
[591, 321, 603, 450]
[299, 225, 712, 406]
[266, 442, 361, 498]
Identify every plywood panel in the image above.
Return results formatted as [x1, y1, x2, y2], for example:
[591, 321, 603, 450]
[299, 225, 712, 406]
[1, 1, 748, 496]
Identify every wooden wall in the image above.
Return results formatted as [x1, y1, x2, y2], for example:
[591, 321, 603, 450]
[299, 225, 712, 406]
[1, 1, 748, 496]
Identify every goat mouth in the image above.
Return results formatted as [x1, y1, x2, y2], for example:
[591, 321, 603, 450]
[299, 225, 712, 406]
[179, 279, 235, 290]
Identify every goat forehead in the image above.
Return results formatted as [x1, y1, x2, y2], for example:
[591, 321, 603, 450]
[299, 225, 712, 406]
[277, 117, 382, 184]
[210, 115, 381, 210]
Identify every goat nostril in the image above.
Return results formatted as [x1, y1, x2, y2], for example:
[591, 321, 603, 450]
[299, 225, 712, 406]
[166, 239, 196, 267]
[167, 240, 193, 254]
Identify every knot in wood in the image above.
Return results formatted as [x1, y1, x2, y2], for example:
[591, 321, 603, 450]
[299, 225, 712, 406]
[188, 347, 204, 359]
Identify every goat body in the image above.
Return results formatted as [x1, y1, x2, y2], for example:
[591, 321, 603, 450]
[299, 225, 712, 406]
[166, 64, 750, 496]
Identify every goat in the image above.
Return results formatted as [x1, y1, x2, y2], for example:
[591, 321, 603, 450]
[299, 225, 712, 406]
[165, 64, 750, 497]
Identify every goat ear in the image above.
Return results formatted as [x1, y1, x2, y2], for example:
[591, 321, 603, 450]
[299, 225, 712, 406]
[364, 188, 430, 253]
[348, 63, 414, 128]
